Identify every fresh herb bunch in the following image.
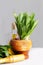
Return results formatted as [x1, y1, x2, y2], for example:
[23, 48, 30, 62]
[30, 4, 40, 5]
[0, 45, 11, 58]
[14, 13, 38, 39]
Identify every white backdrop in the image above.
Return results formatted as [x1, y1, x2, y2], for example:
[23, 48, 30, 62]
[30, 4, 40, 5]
[0, 0, 43, 47]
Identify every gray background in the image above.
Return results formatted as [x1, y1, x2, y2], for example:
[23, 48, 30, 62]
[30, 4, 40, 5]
[0, 0, 43, 47]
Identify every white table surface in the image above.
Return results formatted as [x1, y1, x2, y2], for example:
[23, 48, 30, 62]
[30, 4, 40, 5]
[1, 48, 43, 65]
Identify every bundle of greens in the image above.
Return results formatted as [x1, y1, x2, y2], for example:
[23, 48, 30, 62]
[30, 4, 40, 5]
[0, 45, 12, 58]
[14, 12, 38, 39]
